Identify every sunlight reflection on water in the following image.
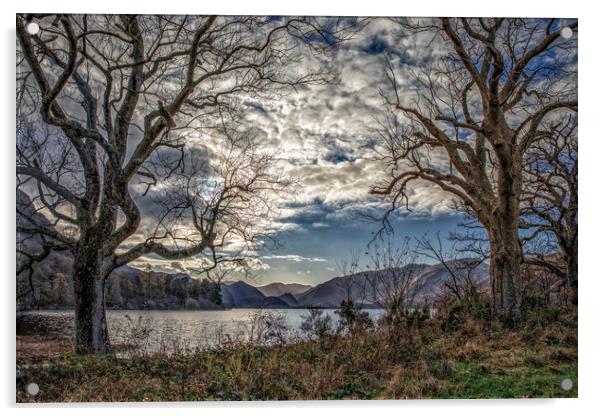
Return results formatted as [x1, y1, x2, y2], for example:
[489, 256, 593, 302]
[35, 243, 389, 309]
[32, 308, 385, 355]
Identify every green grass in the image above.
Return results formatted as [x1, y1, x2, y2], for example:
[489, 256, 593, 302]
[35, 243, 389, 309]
[16, 310, 578, 402]
[444, 361, 577, 399]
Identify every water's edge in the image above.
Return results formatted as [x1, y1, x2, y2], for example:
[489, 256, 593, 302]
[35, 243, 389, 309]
[18, 309, 385, 354]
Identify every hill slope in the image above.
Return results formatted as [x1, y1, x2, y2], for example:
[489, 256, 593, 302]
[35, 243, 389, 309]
[220, 281, 291, 308]
[255, 282, 312, 298]
[297, 262, 489, 308]
[17, 190, 490, 310]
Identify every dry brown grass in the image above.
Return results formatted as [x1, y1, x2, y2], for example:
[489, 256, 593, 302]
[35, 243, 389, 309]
[17, 336, 73, 363]
[16, 306, 578, 402]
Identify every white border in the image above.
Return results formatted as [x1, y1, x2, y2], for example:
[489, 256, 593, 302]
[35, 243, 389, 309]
[2, 1, 600, 415]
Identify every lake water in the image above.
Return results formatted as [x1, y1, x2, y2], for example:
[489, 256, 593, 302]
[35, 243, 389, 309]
[28, 309, 385, 355]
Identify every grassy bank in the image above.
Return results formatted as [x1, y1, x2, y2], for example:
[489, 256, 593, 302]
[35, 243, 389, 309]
[16, 308, 577, 402]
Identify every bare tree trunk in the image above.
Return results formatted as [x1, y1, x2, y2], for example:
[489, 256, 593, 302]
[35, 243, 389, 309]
[487, 142, 522, 314]
[17, 13, 348, 356]
[73, 240, 111, 355]
[567, 239, 578, 305]
[489, 232, 521, 314]
[372, 18, 576, 317]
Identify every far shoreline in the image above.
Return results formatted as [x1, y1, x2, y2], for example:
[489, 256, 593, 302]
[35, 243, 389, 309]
[17, 304, 386, 314]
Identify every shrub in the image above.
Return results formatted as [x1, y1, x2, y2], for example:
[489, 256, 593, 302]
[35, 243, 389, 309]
[335, 299, 373, 334]
[246, 310, 289, 346]
[519, 292, 561, 327]
[111, 314, 154, 355]
[437, 291, 492, 332]
[383, 306, 431, 364]
[300, 308, 333, 340]
[184, 297, 200, 309]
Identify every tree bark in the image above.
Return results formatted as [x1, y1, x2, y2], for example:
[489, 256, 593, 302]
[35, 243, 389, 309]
[566, 238, 578, 305]
[73, 241, 111, 355]
[488, 230, 521, 314]
[484, 146, 521, 314]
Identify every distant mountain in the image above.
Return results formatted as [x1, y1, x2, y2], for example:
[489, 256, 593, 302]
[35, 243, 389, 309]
[17, 191, 491, 311]
[256, 282, 312, 298]
[296, 264, 424, 308]
[17, 190, 76, 310]
[297, 262, 489, 308]
[17, 189, 49, 252]
[17, 190, 224, 311]
[220, 281, 291, 308]
[277, 292, 300, 307]
[18, 252, 226, 311]
[220, 281, 266, 307]
[410, 260, 489, 304]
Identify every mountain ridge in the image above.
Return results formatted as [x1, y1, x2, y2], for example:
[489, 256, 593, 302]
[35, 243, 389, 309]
[17, 190, 489, 311]
[255, 282, 312, 298]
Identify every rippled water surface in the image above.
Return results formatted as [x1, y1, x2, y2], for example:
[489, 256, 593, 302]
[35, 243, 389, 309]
[32, 309, 385, 354]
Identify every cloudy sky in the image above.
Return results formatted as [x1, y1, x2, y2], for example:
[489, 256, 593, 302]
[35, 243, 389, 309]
[124, 17, 471, 286]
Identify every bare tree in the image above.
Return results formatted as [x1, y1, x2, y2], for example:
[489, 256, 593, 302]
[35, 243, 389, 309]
[16, 14, 354, 354]
[371, 18, 577, 314]
[521, 115, 577, 304]
[300, 307, 333, 340]
[364, 236, 421, 321]
[334, 249, 366, 304]
[522, 259, 569, 306]
[16, 187, 70, 309]
[415, 232, 486, 303]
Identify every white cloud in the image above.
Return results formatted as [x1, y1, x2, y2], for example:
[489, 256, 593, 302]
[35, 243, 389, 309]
[229, 18, 459, 235]
[262, 254, 327, 263]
